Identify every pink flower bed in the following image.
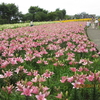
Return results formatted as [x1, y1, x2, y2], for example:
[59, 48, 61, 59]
[0, 22, 100, 100]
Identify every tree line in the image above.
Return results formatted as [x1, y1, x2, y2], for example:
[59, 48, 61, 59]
[0, 3, 70, 24]
[0, 3, 98, 24]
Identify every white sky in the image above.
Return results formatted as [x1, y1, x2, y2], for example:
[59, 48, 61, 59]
[0, 0, 100, 16]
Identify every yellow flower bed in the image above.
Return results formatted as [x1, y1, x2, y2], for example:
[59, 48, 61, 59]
[56, 18, 100, 23]
[59, 18, 92, 22]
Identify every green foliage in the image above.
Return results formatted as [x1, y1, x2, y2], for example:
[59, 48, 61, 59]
[34, 12, 47, 21]
[0, 2, 68, 23]
[23, 13, 33, 21]
[55, 8, 66, 20]
[0, 18, 8, 24]
[0, 2, 20, 24]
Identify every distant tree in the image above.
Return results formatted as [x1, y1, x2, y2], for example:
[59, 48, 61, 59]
[74, 12, 95, 19]
[47, 12, 57, 21]
[62, 9, 66, 16]
[65, 15, 71, 19]
[55, 8, 60, 11]
[55, 10, 63, 20]
[28, 6, 67, 21]
[22, 13, 33, 21]
[29, 6, 39, 14]
[55, 8, 66, 20]
[28, 6, 48, 20]
[6, 3, 19, 23]
[0, 3, 8, 23]
[0, 2, 20, 24]
[74, 14, 80, 19]
[34, 12, 47, 21]
[0, 3, 69, 24]
[16, 12, 23, 21]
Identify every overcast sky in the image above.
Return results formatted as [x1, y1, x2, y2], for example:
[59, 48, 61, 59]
[0, 0, 100, 16]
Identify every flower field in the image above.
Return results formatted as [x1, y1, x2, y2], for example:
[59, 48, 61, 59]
[0, 22, 100, 100]
[59, 18, 92, 22]
[0, 21, 58, 31]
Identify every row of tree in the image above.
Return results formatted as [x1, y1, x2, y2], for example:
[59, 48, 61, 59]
[0, 3, 70, 24]
[0, 3, 99, 24]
